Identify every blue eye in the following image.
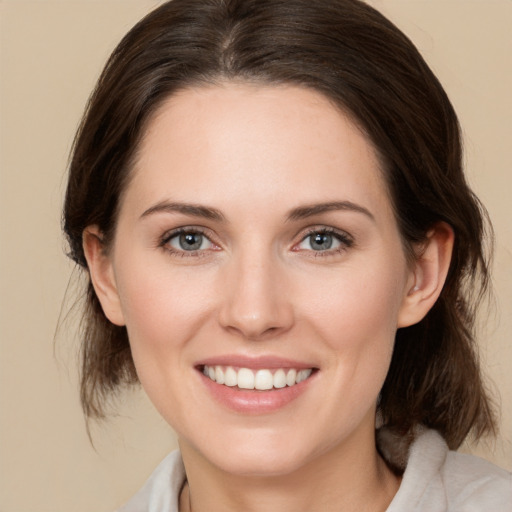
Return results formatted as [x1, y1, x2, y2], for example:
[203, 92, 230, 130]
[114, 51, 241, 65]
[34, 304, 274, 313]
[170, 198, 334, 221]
[296, 230, 351, 252]
[308, 232, 337, 251]
[165, 230, 214, 252]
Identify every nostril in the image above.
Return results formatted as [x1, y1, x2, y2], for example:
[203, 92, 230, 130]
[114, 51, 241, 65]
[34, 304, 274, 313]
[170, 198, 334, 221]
[216, 261, 294, 336]
[218, 299, 294, 340]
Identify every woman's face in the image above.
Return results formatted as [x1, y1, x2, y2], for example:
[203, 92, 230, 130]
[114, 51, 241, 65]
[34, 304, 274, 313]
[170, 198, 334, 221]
[97, 84, 418, 476]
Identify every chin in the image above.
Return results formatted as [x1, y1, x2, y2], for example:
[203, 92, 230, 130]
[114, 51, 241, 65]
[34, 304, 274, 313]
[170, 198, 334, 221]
[184, 426, 327, 478]
[212, 447, 311, 477]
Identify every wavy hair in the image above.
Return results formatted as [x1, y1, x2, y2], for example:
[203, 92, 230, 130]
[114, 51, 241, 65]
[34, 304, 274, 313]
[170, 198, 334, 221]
[63, 0, 496, 448]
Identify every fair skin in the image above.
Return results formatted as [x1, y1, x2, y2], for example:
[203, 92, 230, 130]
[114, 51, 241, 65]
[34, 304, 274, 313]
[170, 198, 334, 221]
[84, 84, 453, 512]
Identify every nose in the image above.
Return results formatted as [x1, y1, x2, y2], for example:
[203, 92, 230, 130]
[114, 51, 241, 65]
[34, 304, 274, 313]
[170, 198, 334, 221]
[217, 251, 294, 341]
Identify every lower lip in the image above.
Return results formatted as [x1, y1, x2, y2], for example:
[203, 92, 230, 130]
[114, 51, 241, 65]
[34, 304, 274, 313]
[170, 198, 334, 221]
[199, 370, 316, 414]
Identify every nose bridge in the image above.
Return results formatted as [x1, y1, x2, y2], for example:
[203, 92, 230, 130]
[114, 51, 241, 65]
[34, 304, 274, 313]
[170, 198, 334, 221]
[218, 242, 293, 339]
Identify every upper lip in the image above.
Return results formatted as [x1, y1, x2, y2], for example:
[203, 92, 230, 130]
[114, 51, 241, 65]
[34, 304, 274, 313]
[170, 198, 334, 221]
[196, 354, 317, 370]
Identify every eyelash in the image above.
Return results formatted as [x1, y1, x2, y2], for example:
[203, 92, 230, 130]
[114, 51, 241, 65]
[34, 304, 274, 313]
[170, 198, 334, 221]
[158, 226, 354, 258]
[159, 227, 217, 258]
[295, 227, 354, 257]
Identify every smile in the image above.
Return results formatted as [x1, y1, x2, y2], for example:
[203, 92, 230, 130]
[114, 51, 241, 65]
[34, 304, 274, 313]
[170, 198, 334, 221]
[203, 365, 313, 390]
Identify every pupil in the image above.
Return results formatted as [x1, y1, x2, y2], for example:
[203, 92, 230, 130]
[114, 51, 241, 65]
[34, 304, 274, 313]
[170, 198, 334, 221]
[312, 233, 332, 250]
[180, 233, 202, 250]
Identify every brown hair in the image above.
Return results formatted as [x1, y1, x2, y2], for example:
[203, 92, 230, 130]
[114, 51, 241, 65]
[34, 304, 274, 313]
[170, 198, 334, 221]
[63, 0, 496, 448]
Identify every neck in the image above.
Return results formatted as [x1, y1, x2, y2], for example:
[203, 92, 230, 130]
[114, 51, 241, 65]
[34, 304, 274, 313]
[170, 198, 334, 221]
[179, 422, 400, 512]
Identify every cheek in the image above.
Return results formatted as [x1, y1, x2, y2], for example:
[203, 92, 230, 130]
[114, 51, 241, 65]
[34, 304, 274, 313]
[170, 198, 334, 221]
[304, 260, 406, 342]
[114, 258, 216, 365]
[300, 257, 407, 395]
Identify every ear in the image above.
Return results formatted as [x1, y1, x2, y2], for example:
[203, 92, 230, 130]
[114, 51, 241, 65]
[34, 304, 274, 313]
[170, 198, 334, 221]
[397, 222, 454, 328]
[82, 226, 125, 326]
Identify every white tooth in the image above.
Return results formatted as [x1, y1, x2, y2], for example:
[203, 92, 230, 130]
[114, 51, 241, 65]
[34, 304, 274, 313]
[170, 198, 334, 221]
[286, 369, 297, 386]
[296, 369, 312, 383]
[273, 369, 287, 388]
[206, 365, 311, 388]
[215, 366, 225, 384]
[254, 369, 273, 390]
[237, 368, 255, 389]
[224, 366, 237, 386]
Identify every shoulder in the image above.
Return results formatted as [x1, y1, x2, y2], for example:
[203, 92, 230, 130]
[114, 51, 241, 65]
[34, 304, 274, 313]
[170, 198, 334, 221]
[387, 428, 512, 512]
[115, 450, 185, 512]
[442, 447, 511, 510]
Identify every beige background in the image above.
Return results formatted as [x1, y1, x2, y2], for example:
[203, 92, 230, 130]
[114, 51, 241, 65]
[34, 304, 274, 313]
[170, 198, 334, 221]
[0, 1, 510, 511]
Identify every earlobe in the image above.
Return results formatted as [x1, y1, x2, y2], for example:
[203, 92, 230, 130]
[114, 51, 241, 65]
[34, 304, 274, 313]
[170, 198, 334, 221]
[82, 226, 125, 326]
[397, 222, 454, 328]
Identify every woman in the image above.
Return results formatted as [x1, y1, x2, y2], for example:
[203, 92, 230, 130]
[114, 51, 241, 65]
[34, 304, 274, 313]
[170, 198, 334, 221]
[63, 0, 511, 510]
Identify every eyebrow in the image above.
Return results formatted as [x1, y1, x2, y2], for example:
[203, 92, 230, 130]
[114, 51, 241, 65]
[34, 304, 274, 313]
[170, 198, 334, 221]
[140, 200, 374, 223]
[286, 201, 375, 222]
[140, 201, 225, 222]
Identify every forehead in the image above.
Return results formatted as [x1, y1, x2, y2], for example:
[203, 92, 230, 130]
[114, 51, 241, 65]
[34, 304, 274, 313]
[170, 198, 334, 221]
[124, 83, 392, 220]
